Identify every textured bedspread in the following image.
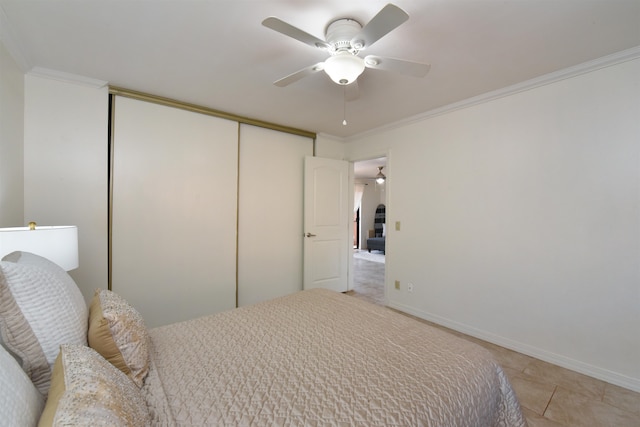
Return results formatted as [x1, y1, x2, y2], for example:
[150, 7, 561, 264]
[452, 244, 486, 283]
[143, 289, 526, 426]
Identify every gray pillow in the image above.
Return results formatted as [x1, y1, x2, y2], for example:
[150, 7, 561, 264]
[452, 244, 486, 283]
[0, 343, 45, 426]
[0, 251, 88, 395]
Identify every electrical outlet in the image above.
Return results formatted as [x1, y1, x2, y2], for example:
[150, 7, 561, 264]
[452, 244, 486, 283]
[395, 221, 401, 231]
[395, 280, 400, 290]
[407, 283, 414, 293]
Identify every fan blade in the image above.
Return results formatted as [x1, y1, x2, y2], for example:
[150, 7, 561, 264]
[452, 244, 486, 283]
[364, 55, 430, 77]
[344, 80, 359, 101]
[262, 17, 330, 50]
[273, 63, 324, 87]
[351, 4, 409, 50]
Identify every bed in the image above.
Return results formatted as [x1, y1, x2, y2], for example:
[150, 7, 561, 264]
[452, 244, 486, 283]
[1, 251, 526, 426]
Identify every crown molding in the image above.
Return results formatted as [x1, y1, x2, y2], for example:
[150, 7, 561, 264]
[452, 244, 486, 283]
[345, 45, 640, 143]
[27, 67, 108, 89]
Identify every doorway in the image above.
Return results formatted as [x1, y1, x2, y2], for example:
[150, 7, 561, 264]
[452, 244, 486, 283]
[349, 157, 386, 306]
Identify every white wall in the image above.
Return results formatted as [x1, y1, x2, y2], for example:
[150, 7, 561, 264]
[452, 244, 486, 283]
[346, 58, 640, 391]
[23, 74, 109, 302]
[315, 134, 346, 160]
[0, 40, 24, 226]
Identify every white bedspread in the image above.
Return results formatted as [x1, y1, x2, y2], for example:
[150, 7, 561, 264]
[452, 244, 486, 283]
[142, 289, 526, 426]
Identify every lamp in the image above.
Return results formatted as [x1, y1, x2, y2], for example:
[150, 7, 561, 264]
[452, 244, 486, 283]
[323, 51, 365, 85]
[375, 166, 386, 184]
[0, 223, 78, 271]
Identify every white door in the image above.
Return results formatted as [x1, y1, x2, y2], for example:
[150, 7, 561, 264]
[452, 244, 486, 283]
[303, 156, 350, 292]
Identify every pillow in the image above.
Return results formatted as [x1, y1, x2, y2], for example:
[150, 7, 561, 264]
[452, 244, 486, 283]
[2, 250, 74, 276]
[0, 252, 88, 395]
[88, 289, 149, 387]
[0, 333, 22, 365]
[0, 344, 45, 427]
[38, 344, 149, 427]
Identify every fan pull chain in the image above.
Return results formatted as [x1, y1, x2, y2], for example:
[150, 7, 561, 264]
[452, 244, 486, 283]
[342, 86, 347, 126]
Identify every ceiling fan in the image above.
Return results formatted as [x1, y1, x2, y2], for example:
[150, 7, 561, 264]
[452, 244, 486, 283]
[262, 3, 430, 90]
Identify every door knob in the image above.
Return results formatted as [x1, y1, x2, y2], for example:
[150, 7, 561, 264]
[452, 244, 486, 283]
[305, 232, 316, 238]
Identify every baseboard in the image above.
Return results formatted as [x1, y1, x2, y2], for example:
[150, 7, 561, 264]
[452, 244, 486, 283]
[388, 301, 640, 393]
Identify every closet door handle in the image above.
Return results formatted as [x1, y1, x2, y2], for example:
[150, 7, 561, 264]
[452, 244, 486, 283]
[305, 233, 316, 238]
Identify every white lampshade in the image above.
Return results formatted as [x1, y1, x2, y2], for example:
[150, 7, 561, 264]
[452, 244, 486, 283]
[0, 225, 78, 271]
[324, 52, 365, 85]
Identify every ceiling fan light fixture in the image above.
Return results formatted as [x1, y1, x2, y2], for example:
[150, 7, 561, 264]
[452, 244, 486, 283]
[324, 52, 365, 85]
[375, 166, 386, 184]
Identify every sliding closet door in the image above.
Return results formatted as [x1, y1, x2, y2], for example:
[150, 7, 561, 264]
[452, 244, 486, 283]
[111, 96, 238, 327]
[237, 124, 313, 306]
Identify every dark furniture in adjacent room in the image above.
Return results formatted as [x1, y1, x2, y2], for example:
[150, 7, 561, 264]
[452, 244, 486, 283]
[367, 204, 385, 253]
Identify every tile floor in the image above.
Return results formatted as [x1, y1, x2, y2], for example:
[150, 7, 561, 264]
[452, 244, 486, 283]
[346, 256, 640, 427]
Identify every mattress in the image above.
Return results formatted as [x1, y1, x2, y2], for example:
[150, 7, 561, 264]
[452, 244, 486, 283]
[142, 289, 526, 426]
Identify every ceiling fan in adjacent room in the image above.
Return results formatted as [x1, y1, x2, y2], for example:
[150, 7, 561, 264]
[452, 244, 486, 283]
[262, 3, 430, 90]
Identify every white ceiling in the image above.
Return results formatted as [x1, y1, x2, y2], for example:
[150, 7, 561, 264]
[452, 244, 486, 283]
[2, 1, 639, 139]
[354, 157, 386, 180]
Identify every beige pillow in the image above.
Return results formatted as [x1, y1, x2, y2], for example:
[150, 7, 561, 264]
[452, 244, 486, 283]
[38, 344, 149, 427]
[0, 252, 88, 396]
[88, 289, 149, 387]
